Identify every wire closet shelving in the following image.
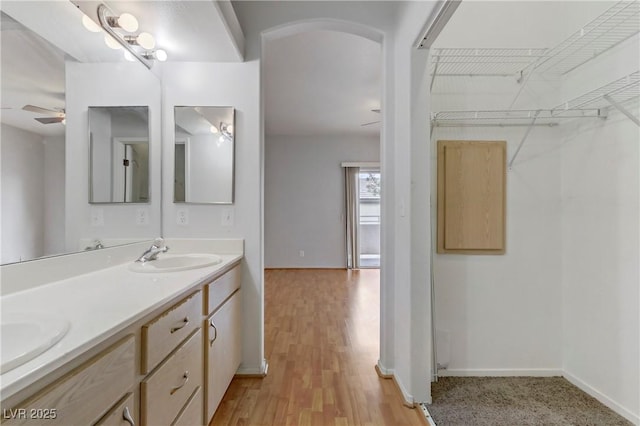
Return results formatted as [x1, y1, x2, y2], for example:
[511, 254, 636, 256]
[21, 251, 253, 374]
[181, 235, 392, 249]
[430, 1, 640, 128]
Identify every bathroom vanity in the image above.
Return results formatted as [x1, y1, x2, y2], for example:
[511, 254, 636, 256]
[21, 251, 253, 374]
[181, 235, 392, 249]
[0, 240, 243, 426]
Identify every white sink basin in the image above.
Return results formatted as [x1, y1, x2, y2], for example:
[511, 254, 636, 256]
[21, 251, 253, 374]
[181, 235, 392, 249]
[1, 312, 70, 374]
[128, 253, 222, 273]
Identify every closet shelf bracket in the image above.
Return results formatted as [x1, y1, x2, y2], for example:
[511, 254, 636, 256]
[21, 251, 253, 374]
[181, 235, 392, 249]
[509, 110, 540, 170]
[603, 94, 640, 127]
[430, 55, 440, 92]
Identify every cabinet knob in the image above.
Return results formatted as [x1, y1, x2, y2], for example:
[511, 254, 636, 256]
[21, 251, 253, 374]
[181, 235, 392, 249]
[122, 406, 135, 426]
[170, 371, 189, 395]
[170, 317, 189, 333]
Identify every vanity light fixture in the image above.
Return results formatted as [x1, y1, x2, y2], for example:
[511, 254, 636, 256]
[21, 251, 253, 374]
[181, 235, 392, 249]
[220, 122, 233, 138]
[142, 49, 168, 62]
[124, 51, 136, 62]
[124, 32, 155, 50]
[97, 4, 155, 69]
[82, 15, 102, 32]
[106, 12, 138, 33]
[104, 34, 123, 50]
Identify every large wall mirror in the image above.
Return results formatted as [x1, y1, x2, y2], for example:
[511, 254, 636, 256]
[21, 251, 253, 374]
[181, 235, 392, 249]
[174, 106, 235, 204]
[0, 2, 160, 265]
[89, 106, 150, 203]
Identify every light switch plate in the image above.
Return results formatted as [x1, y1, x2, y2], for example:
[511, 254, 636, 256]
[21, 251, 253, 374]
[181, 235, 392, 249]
[177, 209, 189, 226]
[136, 208, 149, 226]
[90, 208, 104, 227]
[221, 208, 234, 227]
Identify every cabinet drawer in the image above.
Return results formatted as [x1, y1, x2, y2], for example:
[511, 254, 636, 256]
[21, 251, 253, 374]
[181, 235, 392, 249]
[206, 265, 240, 314]
[141, 329, 203, 426]
[3, 336, 135, 426]
[142, 291, 202, 374]
[171, 387, 203, 426]
[95, 393, 135, 426]
[205, 290, 242, 421]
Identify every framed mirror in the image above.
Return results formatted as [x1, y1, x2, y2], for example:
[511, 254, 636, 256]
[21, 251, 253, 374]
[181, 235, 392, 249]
[174, 106, 235, 204]
[89, 106, 150, 204]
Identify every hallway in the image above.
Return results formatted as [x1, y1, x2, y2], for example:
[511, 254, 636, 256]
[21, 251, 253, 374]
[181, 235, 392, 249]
[211, 269, 425, 425]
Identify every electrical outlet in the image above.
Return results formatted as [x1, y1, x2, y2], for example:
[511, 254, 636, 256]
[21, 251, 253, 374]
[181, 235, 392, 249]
[221, 208, 234, 227]
[299, 250, 305, 257]
[90, 208, 104, 227]
[136, 208, 149, 226]
[177, 209, 189, 226]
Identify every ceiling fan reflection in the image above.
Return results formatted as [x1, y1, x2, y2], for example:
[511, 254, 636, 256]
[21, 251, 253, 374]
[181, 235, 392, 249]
[361, 108, 381, 126]
[22, 104, 66, 124]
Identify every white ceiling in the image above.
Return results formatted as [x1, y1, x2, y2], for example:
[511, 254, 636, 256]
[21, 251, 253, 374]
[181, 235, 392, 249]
[0, 12, 67, 136]
[433, 1, 613, 48]
[264, 30, 382, 137]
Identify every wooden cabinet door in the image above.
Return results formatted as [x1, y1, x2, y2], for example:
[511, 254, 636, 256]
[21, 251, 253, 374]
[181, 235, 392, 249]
[205, 290, 242, 422]
[3, 336, 134, 426]
[437, 140, 506, 254]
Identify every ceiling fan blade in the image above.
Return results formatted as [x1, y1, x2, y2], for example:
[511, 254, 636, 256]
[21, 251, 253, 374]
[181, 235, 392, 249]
[23, 104, 62, 115]
[34, 116, 65, 124]
[361, 120, 380, 126]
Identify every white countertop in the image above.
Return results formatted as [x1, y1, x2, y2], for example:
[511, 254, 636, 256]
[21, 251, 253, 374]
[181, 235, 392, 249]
[0, 251, 242, 401]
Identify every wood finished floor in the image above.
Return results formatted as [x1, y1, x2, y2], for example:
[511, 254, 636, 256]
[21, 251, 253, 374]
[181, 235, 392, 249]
[211, 269, 425, 426]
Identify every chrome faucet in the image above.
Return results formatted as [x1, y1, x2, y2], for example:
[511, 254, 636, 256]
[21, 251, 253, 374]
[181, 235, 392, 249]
[84, 239, 104, 251]
[136, 238, 169, 263]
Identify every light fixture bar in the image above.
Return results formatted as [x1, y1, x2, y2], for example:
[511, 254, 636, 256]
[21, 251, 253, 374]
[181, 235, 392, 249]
[97, 4, 153, 69]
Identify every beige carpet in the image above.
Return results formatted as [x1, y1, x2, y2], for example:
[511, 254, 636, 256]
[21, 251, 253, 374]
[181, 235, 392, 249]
[427, 377, 632, 426]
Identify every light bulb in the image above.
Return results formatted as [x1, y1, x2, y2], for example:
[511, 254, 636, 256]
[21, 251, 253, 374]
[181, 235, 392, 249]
[124, 51, 135, 62]
[117, 13, 138, 32]
[210, 125, 219, 134]
[155, 49, 168, 62]
[104, 35, 122, 50]
[82, 15, 101, 33]
[136, 32, 155, 49]
[226, 124, 234, 134]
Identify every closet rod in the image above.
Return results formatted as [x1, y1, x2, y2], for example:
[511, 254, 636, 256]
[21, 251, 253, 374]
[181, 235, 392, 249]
[432, 122, 558, 128]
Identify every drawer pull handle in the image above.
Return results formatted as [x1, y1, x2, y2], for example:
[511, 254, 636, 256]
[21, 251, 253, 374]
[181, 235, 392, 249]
[170, 317, 189, 333]
[170, 371, 189, 395]
[122, 406, 135, 426]
[210, 319, 218, 346]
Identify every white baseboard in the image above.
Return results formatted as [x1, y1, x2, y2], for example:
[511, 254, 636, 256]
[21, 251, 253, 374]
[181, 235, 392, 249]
[235, 358, 269, 377]
[376, 360, 393, 377]
[438, 368, 563, 377]
[563, 371, 639, 425]
[394, 374, 415, 407]
[376, 361, 415, 407]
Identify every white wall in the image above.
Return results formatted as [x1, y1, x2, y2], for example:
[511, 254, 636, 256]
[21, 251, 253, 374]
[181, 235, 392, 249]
[264, 135, 379, 268]
[188, 134, 234, 203]
[0, 124, 45, 263]
[560, 113, 639, 423]
[559, 35, 639, 423]
[160, 61, 263, 374]
[43, 135, 65, 256]
[432, 125, 564, 374]
[88, 108, 112, 202]
[65, 62, 161, 252]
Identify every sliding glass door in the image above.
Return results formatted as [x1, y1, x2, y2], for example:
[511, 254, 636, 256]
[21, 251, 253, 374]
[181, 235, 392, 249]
[345, 167, 381, 269]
